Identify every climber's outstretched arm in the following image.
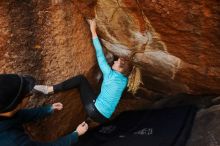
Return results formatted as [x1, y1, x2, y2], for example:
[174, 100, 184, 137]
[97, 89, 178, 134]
[88, 19, 112, 76]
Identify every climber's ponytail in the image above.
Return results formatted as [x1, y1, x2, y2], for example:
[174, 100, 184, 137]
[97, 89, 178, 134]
[119, 57, 142, 95]
[127, 66, 142, 95]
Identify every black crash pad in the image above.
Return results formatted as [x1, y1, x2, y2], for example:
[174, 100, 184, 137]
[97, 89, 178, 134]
[76, 106, 197, 146]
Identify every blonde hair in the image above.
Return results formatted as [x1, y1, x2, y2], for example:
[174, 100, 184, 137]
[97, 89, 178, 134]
[127, 67, 142, 95]
[119, 57, 143, 95]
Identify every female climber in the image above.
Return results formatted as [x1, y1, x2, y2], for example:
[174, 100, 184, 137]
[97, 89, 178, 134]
[34, 19, 142, 123]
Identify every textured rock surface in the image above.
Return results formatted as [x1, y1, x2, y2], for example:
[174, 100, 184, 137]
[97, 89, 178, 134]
[0, 0, 220, 142]
[93, 0, 220, 96]
[187, 104, 220, 146]
[0, 0, 95, 141]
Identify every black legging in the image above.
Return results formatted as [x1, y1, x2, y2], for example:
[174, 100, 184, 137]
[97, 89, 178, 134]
[53, 75, 107, 123]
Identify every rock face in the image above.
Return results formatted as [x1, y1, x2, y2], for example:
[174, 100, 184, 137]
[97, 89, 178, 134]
[93, 0, 220, 96]
[0, 0, 96, 141]
[187, 105, 220, 146]
[0, 0, 220, 142]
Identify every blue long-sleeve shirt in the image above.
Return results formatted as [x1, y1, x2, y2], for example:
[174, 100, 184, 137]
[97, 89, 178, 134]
[93, 37, 128, 119]
[0, 105, 78, 146]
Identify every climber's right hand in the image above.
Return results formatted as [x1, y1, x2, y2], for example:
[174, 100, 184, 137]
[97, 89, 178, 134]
[88, 19, 97, 37]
